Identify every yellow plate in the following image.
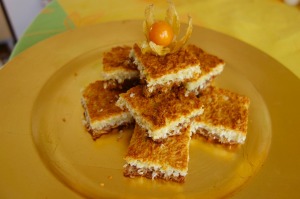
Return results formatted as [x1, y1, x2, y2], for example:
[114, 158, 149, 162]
[0, 21, 299, 199]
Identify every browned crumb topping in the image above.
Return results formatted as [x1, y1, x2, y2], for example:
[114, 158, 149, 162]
[125, 125, 190, 173]
[197, 86, 250, 134]
[141, 82, 182, 98]
[103, 46, 137, 72]
[186, 45, 225, 75]
[133, 44, 200, 79]
[82, 80, 126, 123]
[118, 85, 203, 129]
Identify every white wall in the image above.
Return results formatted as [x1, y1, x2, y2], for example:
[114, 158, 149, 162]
[2, 0, 45, 39]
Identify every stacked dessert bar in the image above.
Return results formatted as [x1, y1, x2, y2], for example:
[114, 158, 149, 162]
[81, 46, 139, 139]
[81, 44, 250, 183]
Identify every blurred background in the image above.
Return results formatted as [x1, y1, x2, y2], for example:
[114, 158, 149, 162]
[0, 0, 51, 67]
[0, 0, 299, 68]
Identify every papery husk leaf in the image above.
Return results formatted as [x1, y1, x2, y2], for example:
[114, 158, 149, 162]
[144, 4, 155, 41]
[171, 15, 193, 53]
[149, 41, 171, 56]
[140, 41, 152, 54]
[143, 21, 149, 41]
[165, 1, 180, 37]
[139, 41, 170, 56]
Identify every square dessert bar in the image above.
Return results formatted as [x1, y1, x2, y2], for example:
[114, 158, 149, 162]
[102, 46, 139, 89]
[81, 80, 134, 139]
[191, 86, 250, 144]
[116, 85, 204, 141]
[131, 44, 201, 95]
[124, 124, 191, 183]
[184, 45, 225, 95]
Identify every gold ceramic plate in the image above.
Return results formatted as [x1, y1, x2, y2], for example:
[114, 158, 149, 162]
[0, 21, 299, 199]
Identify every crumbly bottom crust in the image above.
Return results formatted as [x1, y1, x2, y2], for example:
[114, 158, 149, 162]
[86, 122, 134, 140]
[103, 78, 140, 91]
[123, 164, 185, 183]
[195, 128, 239, 145]
[83, 112, 134, 140]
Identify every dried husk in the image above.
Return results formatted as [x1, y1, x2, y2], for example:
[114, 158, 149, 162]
[140, 1, 193, 56]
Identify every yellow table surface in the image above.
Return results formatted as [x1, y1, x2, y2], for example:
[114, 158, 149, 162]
[10, 0, 300, 79]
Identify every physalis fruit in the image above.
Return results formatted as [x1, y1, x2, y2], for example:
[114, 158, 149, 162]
[141, 1, 193, 56]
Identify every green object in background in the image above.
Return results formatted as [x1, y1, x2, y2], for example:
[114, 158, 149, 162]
[9, 0, 75, 59]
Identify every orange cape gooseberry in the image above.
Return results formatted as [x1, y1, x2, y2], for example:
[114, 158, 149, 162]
[149, 21, 174, 47]
[141, 2, 193, 56]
